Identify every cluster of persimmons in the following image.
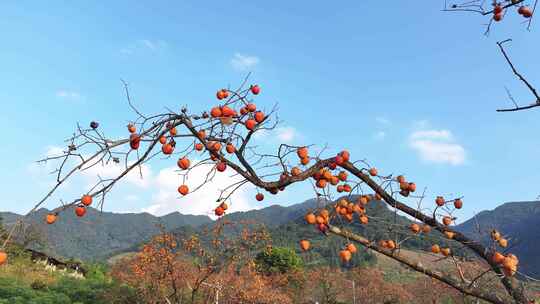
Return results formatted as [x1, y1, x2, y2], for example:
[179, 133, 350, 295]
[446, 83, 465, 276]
[492, 1, 533, 22]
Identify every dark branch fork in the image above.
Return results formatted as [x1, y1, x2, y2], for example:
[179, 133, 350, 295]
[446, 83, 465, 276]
[496, 39, 540, 112]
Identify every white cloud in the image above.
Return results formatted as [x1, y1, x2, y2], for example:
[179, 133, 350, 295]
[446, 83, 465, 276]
[375, 117, 391, 125]
[412, 120, 430, 129]
[230, 53, 260, 71]
[125, 194, 139, 202]
[142, 162, 260, 218]
[46, 145, 65, 158]
[56, 90, 81, 100]
[81, 162, 153, 188]
[276, 127, 297, 143]
[409, 129, 465, 166]
[373, 131, 386, 140]
[139, 39, 167, 50]
[120, 39, 167, 55]
[253, 126, 301, 144]
[410, 130, 452, 141]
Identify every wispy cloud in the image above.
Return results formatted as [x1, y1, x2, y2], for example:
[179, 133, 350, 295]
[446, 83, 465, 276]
[230, 53, 260, 71]
[375, 117, 391, 125]
[56, 90, 81, 101]
[276, 127, 298, 143]
[409, 128, 466, 166]
[373, 131, 386, 140]
[142, 162, 260, 218]
[253, 126, 301, 144]
[120, 39, 167, 55]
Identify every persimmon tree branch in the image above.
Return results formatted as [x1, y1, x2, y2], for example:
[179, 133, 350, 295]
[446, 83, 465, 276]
[496, 39, 540, 112]
[4, 78, 533, 303]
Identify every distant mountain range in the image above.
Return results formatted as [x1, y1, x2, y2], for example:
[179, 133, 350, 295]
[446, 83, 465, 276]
[0, 207, 211, 261]
[456, 201, 540, 278]
[1, 199, 539, 277]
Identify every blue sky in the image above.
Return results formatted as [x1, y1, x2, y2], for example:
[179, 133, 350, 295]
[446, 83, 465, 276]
[0, 1, 538, 222]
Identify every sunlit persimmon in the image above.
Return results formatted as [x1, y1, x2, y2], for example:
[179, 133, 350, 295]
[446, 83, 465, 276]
[422, 225, 431, 234]
[178, 185, 189, 196]
[256, 193, 264, 201]
[245, 119, 257, 130]
[498, 238, 508, 248]
[226, 143, 235, 154]
[210, 107, 222, 118]
[197, 129, 206, 139]
[127, 123, 136, 133]
[369, 167, 378, 176]
[169, 127, 177, 136]
[338, 171, 347, 181]
[291, 167, 301, 176]
[246, 103, 257, 112]
[396, 175, 406, 183]
[410, 223, 421, 234]
[220, 202, 228, 210]
[81, 194, 93, 206]
[454, 199, 463, 209]
[177, 157, 190, 170]
[435, 196, 445, 207]
[320, 209, 329, 219]
[300, 239, 310, 251]
[442, 216, 452, 226]
[0, 251, 7, 266]
[194, 143, 204, 151]
[339, 150, 350, 162]
[346, 243, 357, 254]
[359, 215, 369, 224]
[492, 251, 505, 264]
[130, 134, 141, 150]
[46, 214, 57, 224]
[507, 253, 519, 265]
[75, 206, 86, 217]
[399, 182, 409, 191]
[162, 143, 174, 155]
[339, 249, 352, 263]
[216, 89, 227, 100]
[342, 184, 352, 192]
[387, 240, 396, 250]
[491, 229, 501, 241]
[250, 84, 260, 95]
[254, 111, 265, 123]
[441, 247, 451, 257]
[317, 223, 328, 233]
[221, 105, 235, 117]
[444, 231, 455, 239]
[159, 135, 167, 144]
[316, 179, 327, 188]
[305, 213, 316, 224]
[297, 147, 308, 158]
[431, 244, 441, 254]
[215, 206, 225, 217]
[353, 204, 364, 214]
[216, 162, 227, 172]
